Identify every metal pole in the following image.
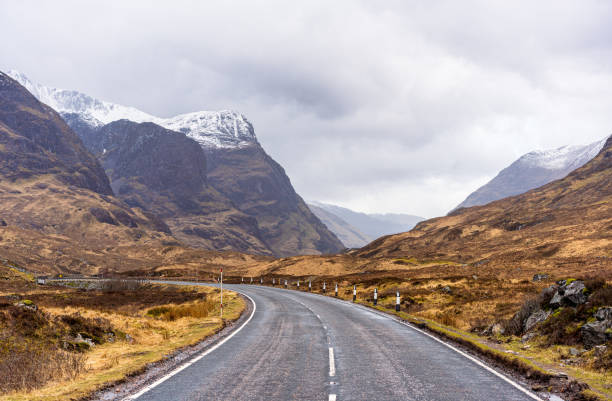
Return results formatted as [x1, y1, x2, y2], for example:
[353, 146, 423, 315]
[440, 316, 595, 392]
[220, 268, 223, 318]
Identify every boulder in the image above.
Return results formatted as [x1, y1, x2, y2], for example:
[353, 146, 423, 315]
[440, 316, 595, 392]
[532, 274, 549, 282]
[594, 307, 612, 321]
[593, 345, 607, 357]
[580, 320, 612, 349]
[524, 309, 551, 332]
[549, 280, 587, 307]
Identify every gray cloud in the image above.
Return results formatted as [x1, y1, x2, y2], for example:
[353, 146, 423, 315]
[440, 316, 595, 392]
[1, 0, 611, 217]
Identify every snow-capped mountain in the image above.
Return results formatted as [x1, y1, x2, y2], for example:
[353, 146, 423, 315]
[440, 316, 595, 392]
[6, 70, 257, 149]
[453, 137, 607, 211]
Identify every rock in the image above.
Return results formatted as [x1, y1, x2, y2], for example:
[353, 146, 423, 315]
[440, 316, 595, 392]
[525, 309, 551, 332]
[521, 332, 538, 342]
[441, 286, 452, 294]
[532, 273, 549, 282]
[595, 307, 612, 321]
[491, 323, 505, 335]
[0, 219, 6, 226]
[75, 333, 95, 348]
[568, 347, 583, 356]
[125, 333, 134, 344]
[594, 345, 607, 357]
[549, 280, 587, 307]
[580, 321, 612, 349]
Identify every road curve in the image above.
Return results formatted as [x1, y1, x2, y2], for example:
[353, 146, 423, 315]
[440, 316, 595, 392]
[129, 284, 540, 401]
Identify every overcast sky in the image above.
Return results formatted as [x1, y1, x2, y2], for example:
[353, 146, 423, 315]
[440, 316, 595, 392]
[1, 1, 611, 218]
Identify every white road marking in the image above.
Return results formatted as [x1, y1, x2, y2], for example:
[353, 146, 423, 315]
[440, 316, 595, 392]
[329, 347, 336, 377]
[123, 292, 257, 400]
[347, 302, 544, 401]
[329, 394, 337, 401]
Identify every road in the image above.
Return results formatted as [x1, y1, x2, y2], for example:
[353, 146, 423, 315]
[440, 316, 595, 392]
[129, 284, 541, 401]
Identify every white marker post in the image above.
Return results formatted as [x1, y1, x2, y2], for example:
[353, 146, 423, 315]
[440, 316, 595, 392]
[323, 281, 326, 293]
[241, 277, 244, 283]
[250, 277, 253, 284]
[309, 280, 312, 292]
[353, 285, 357, 302]
[335, 283, 338, 297]
[285, 279, 288, 288]
[374, 288, 378, 306]
[220, 268, 223, 318]
[272, 278, 275, 285]
[260, 277, 263, 285]
[297, 280, 300, 289]
[396, 291, 401, 312]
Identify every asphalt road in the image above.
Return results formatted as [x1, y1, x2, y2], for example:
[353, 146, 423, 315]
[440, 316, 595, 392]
[129, 284, 540, 401]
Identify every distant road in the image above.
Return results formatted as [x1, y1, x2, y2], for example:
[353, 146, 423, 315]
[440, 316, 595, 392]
[128, 284, 540, 401]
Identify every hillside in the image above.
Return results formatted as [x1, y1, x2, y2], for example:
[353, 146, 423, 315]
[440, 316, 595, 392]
[0, 72, 182, 274]
[453, 138, 606, 212]
[358, 135, 612, 269]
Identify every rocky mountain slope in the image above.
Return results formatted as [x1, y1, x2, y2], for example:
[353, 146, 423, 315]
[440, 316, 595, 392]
[8, 70, 343, 256]
[453, 138, 607, 212]
[358, 135, 612, 270]
[308, 202, 424, 247]
[79, 119, 272, 254]
[0, 72, 174, 274]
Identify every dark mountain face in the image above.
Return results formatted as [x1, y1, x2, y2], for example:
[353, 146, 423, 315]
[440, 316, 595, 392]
[69, 119, 273, 255]
[93, 120, 208, 212]
[206, 145, 345, 256]
[0, 73, 112, 195]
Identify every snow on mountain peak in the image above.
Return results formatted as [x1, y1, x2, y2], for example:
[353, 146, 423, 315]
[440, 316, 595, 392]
[519, 139, 606, 170]
[6, 70, 257, 149]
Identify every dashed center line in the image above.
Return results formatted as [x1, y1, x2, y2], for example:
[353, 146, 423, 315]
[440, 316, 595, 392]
[329, 394, 337, 401]
[329, 347, 336, 377]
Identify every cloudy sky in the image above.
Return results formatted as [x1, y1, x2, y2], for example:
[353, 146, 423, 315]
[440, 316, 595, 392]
[2, 1, 611, 218]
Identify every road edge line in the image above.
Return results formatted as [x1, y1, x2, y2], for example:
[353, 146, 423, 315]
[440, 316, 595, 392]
[123, 290, 257, 400]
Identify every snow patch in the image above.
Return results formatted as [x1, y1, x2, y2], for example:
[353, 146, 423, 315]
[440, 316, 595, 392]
[6, 70, 257, 149]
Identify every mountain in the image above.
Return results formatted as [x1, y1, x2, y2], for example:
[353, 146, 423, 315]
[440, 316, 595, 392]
[8, 70, 344, 256]
[0, 72, 174, 274]
[358, 135, 612, 270]
[307, 204, 370, 248]
[80, 119, 275, 254]
[453, 138, 607, 212]
[308, 202, 425, 246]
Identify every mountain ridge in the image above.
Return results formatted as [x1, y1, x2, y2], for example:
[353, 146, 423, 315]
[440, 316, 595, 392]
[453, 137, 607, 212]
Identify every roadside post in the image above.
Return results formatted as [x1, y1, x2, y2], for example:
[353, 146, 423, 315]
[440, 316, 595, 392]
[353, 285, 357, 302]
[220, 268, 223, 318]
[309, 280, 312, 292]
[250, 277, 253, 284]
[285, 279, 288, 288]
[323, 281, 326, 293]
[241, 277, 244, 283]
[335, 283, 338, 297]
[396, 291, 401, 312]
[373, 288, 378, 306]
[272, 278, 275, 285]
[297, 280, 300, 289]
[260, 277, 263, 284]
